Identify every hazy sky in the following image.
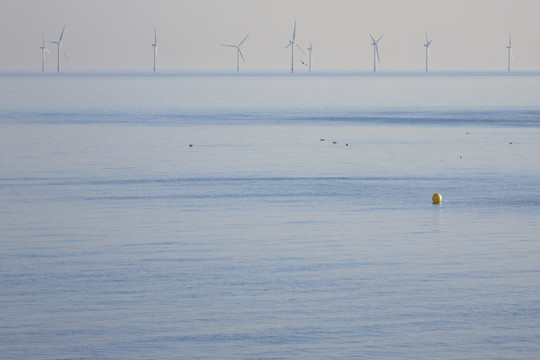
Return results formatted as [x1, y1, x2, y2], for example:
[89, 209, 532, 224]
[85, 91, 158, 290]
[1, 0, 539, 71]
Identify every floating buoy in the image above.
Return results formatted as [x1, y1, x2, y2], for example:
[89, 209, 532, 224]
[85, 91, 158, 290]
[432, 193, 442, 204]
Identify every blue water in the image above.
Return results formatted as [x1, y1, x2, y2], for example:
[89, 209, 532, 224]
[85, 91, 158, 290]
[1, 72, 540, 359]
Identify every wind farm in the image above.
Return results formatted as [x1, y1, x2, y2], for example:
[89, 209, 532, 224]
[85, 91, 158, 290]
[221, 33, 249, 72]
[33, 25, 528, 74]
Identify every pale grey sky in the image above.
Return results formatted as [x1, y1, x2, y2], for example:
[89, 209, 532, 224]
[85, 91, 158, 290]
[1, 0, 539, 71]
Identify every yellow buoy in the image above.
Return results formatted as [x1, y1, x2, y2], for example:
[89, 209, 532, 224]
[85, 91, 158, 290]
[432, 193, 442, 204]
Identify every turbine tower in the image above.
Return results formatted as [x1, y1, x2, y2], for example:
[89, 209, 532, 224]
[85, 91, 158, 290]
[40, 33, 50, 72]
[307, 41, 313, 72]
[221, 33, 249, 72]
[284, 21, 305, 73]
[370, 34, 383, 73]
[506, 33, 512, 72]
[152, 26, 158, 72]
[424, 33, 432, 72]
[50, 25, 66, 73]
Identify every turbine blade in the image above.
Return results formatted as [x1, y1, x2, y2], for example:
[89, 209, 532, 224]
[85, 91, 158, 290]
[61, 45, 69, 61]
[509, 33, 511, 47]
[369, 33, 375, 42]
[59, 25, 65, 42]
[293, 21, 296, 41]
[238, 33, 249, 46]
[284, 43, 292, 49]
[376, 45, 380, 62]
[425, 32, 429, 43]
[221, 44, 236, 47]
[377, 34, 383, 43]
[295, 43, 306, 54]
[238, 48, 245, 62]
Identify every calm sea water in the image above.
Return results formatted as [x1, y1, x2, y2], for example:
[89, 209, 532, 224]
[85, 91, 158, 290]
[1, 72, 540, 359]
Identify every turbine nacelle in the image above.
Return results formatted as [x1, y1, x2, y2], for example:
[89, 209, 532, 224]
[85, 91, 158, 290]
[152, 26, 158, 46]
[40, 35, 49, 52]
[424, 33, 432, 47]
[370, 34, 383, 45]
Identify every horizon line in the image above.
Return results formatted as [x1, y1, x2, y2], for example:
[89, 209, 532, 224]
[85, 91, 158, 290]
[1, 69, 540, 77]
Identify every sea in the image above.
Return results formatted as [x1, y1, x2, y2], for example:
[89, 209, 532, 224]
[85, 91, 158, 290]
[1, 71, 540, 359]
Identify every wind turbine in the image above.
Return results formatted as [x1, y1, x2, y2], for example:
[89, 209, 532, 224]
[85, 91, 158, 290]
[39, 33, 50, 72]
[50, 25, 66, 73]
[152, 26, 158, 72]
[506, 33, 512, 72]
[284, 21, 305, 73]
[221, 33, 249, 72]
[307, 41, 313, 72]
[424, 33, 432, 72]
[370, 34, 383, 73]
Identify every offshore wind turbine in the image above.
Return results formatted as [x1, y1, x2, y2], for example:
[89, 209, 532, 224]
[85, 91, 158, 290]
[307, 41, 313, 72]
[152, 26, 158, 72]
[39, 33, 50, 72]
[284, 21, 305, 73]
[506, 33, 512, 72]
[370, 34, 383, 73]
[50, 25, 66, 73]
[424, 33, 432, 72]
[221, 33, 249, 72]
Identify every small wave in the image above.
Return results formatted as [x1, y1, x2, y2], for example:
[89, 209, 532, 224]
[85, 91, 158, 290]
[2, 108, 539, 127]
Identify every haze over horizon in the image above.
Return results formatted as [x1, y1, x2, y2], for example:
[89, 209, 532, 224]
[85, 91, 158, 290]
[1, 0, 539, 72]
